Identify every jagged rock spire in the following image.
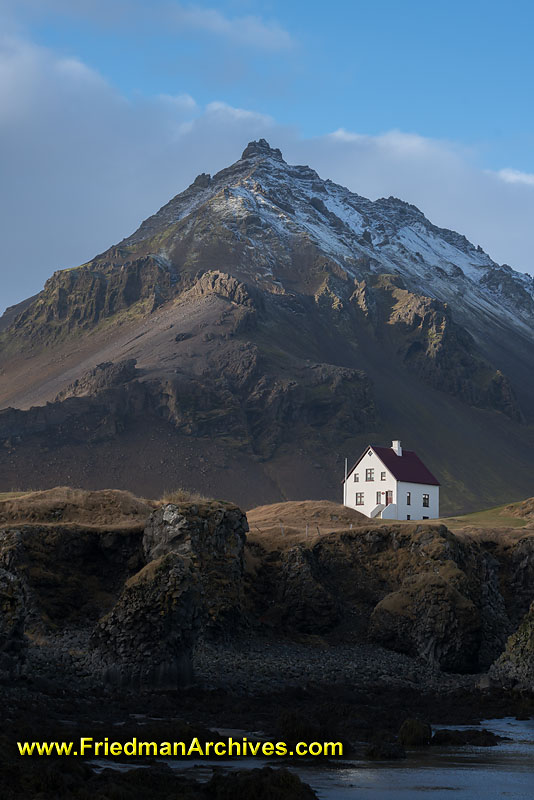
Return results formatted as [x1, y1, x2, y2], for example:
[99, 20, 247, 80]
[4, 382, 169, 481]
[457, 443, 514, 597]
[241, 139, 284, 162]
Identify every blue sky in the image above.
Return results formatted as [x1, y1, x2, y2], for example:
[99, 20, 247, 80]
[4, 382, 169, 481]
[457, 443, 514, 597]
[1, 0, 534, 312]
[20, 0, 534, 169]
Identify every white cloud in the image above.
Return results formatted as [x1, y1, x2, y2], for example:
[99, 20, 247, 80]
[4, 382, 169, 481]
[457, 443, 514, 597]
[158, 92, 198, 112]
[205, 100, 274, 123]
[1, 34, 534, 315]
[169, 3, 294, 50]
[1, 0, 294, 50]
[496, 168, 534, 187]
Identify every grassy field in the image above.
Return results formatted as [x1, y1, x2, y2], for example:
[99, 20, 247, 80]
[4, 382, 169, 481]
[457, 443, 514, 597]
[0, 491, 31, 501]
[442, 501, 529, 529]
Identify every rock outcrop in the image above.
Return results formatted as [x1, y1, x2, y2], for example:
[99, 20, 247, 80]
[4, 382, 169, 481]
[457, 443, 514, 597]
[0, 493, 249, 690]
[143, 502, 248, 634]
[249, 523, 510, 672]
[369, 572, 481, 672]
[90, 501, 248, 688]
[55, 359, 139, 401]
[0, 524, 143, 631]
[397, 718, 432, 746]
[378, 279, 523, 421]
[9, 255, 178, 343]
[490, 601, 534, 690]
[91, 553, 199, 689]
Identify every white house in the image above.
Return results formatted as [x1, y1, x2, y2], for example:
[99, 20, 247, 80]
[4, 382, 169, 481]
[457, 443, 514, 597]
[342, 440, 440, 520]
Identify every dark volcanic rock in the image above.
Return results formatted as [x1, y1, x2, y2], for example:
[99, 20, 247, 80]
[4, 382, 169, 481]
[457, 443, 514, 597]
[431, 728, 504, 747]
[206, 766, 318, 800]
[10, 254, 177, 343]
[268, 545, 340, 633]
[143, 502, 248, 635]
[368, 572, 481, 673]
[55, 358, 139, 400]
[364, 734, 406, 760]
[490, 601, 534, 690]
[0, 567, 26, 678]
[373, 277, 523, 422]
[90, 501, 249, 688]
[91, 552, 199, 690]
[252, 523, 510, 672]
[0, 524, 143, 630]
[397, 718, 432, 746]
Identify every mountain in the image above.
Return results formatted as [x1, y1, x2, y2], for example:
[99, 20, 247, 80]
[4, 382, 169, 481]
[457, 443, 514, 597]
[1, 139, 534, 512]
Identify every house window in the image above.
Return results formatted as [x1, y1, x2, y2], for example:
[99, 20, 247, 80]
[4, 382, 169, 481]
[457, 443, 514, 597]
[406, 492, 411, 506]
[407, 515, 411, 520]
[381, 472, 386, 481]
[422, 493, 429, 508]
[355, 493, 364, 506]
[422, 516, 429, 520]
[365, 468, 374, 481]
[376, 491, 382, 505]
[353, 473, 359, 482]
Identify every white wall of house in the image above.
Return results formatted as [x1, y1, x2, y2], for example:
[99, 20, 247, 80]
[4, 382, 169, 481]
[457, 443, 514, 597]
[343, 447, 440, 520]
[396, 481, 439, 520]
[380, 504, 398, 520]
[344, 448, 396, 518]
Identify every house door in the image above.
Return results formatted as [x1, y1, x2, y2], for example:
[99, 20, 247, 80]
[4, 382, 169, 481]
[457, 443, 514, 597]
[385, 490, 393, 506]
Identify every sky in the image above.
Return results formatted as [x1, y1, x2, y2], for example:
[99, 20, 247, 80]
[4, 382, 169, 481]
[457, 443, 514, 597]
[1, 0, 534, 313]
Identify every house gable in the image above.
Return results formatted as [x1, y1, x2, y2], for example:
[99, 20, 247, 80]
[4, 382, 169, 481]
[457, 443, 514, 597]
[344, 447, 395, 485]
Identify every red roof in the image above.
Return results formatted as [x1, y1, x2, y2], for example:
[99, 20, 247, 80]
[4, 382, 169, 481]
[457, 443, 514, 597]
[345, 445, 440, 486]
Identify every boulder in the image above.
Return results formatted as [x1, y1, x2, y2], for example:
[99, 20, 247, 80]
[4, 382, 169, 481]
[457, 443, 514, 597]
[364, 733, 406, 760]
[431, 728, 504, 747]
[206, 766, 318, 799]
[368, 572, 481, 672]
[91, 501, 250, 688]
[398, 718, 432, 746]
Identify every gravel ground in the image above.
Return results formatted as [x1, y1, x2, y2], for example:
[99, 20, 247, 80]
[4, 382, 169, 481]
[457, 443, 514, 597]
[20, 629, 478, 699]
[193, 636, 478, 695]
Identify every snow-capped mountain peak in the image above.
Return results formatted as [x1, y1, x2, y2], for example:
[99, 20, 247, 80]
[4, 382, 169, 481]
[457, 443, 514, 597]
[119, 140, 534, 340]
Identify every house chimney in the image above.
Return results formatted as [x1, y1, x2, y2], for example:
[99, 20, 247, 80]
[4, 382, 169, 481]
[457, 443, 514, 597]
[392, 440, 402, 456]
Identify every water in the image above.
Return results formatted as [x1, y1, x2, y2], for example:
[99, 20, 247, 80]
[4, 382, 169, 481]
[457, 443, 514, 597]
[92, 717, 534, 799]
[299, 718, 534, 799]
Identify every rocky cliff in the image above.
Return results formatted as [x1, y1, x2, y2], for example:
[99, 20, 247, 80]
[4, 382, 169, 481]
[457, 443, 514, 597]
[247, 522, 514, 672]
[3, 490, 533, 690]
[0, 490, 249, 690]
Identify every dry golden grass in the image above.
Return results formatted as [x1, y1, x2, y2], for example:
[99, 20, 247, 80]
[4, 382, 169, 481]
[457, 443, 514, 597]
[504, 497, 534, 520]
[0, 486, 155, 529]
[0, 491, 31, 501]
[247, 500, 368, 551]
[159, 487, 213, 505]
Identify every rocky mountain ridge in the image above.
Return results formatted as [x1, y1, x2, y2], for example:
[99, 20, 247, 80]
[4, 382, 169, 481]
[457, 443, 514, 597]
[1, 141, 534, 511]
